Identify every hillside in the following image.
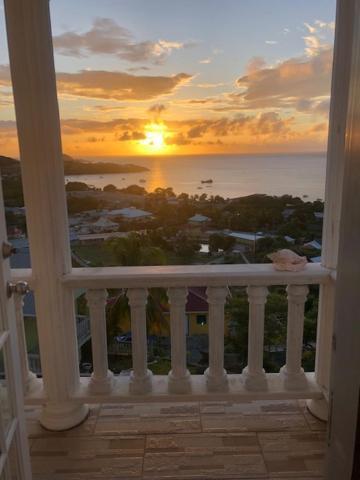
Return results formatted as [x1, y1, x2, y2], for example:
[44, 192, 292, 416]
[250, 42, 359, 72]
[0, 154, 149, 175]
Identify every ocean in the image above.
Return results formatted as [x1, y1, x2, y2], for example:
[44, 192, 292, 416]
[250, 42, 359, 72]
[65, 153, 326, 201]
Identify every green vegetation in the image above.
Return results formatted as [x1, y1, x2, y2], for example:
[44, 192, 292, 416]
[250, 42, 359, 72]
[2, 162, 324, 375]
[226, 285, 318, 372]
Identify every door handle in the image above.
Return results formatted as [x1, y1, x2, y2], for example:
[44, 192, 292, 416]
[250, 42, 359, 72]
[7, 281, 30, 298]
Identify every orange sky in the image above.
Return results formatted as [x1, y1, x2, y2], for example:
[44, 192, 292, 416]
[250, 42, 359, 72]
[0, 2, 335, 158]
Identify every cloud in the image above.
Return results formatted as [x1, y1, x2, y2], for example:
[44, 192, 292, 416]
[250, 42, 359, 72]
[87, 136, 105, 143]
[0, 65, 10, 86]
[265, 40, 278, 45]
[86, 105, 125, 113]
[148, 104, 167, 115]
[303, 20, 334, 57]
[118, 130, 146, 141]
[236, 47, 332, 109]
[56, 70, 193, 101]
[53, 18, 188, 64]
[196, 82, 226, 88]
[295, 97, 330, 116]
[165, 132, 191, 146]
[246, 57, 266, 75]
[199, 58, 212, 64]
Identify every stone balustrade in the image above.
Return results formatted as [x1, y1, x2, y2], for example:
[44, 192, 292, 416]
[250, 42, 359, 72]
[11, 263, 333, 419]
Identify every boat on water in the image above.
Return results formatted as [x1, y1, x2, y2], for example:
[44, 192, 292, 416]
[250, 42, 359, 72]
[201, 179, 213, 184]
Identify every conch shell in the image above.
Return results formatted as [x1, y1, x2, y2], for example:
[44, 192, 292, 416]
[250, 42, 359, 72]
[267, 249, 307, 272]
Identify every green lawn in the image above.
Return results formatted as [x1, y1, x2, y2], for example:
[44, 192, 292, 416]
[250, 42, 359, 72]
[72, 244, 118, 267]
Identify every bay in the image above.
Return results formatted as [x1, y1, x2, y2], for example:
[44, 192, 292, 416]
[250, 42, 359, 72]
[65, 153, 326, 201]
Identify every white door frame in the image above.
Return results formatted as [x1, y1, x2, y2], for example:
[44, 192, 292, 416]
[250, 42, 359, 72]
[325, 0, 360, 478]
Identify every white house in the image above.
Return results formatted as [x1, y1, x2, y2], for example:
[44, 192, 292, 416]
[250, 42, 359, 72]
[284, 235, 296, 244]
[304, 240, 322, 250]
[226, 231, 267, 246]
[188, 214, 210, 224]
[89, 217, 119, 233]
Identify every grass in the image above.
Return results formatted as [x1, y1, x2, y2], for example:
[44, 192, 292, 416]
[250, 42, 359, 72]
[72, 244, 118, 267]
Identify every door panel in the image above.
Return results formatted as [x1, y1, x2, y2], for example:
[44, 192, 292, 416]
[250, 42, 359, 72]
[0, 175, 32, 479]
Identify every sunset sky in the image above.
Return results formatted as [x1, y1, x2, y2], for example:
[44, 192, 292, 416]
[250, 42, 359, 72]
[0, 0, 336, 158]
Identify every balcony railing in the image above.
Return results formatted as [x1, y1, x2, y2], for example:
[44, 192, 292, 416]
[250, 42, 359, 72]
[12, 263, 332, 406]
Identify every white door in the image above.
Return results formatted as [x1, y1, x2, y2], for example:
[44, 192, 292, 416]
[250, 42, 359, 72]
[0, 178, 32, 479]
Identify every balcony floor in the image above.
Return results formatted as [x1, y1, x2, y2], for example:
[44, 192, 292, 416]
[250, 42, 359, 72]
[26, 399, 326, 480]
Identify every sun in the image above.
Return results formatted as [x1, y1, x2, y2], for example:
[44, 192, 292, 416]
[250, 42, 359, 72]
[139, 123, 167, 153]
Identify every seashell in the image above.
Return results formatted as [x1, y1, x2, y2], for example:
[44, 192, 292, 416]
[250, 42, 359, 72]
[267, 249, 307, 272]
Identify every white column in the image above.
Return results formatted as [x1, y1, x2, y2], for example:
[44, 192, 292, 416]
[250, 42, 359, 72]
[308, 0, 355, 422]
[280, 285, 308, 389]
[127, 289, 152, 394]
[14, 293, 39, 394]
[86, 289, 113, 394]
[168, 288, 191, 394]
[205, 287, 228, 391]
[4, 0, 88, 429]
[242, 286, 268, 390]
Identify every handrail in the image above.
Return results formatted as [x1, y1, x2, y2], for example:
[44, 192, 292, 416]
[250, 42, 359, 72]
[14, 262, 334, 406]
[60, 263, 331, 289]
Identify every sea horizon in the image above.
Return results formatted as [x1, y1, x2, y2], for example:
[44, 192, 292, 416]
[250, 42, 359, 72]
[66, 152, 327, 201]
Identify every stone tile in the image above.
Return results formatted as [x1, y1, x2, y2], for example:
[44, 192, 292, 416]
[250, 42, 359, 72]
[144, 433, 267, 478]
[201, 413, 308, 433]
[297, 400, 327, 433]
[146, 432, 261, 454]
[200, 400, 301, 415]
[258, 431, 326, 453]
[303, 411, 327, 433]
[99, 402, 199, 417]
[25, 400, 327, 479]
[95, 402, 201, 435]
[259, 432, 325, 477]
[31, 436, 144, 479]
[96, 415, 201, 435]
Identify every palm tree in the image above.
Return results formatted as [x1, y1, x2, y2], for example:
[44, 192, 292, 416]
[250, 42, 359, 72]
[107, 233, 166, 266]
[106, 233, 169, 340]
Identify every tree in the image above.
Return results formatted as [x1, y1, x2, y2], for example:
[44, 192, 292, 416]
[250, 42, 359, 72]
[67, 195, 102, 214]
[173, 234, 200, 262]
[65, 181, 91, 192]
[208, 233, 223, 254]
[107, 233, 166, 267]
[119, 184, 147, 196]
[106, 233, 169, 337]
[103, 184, 117, 192]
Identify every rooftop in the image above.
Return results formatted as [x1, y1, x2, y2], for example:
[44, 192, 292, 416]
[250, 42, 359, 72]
[107, 207, 153, 219]
[226, 231, 266, 242]
[189, 214, 210, 223]
[27, 399, 326, 480]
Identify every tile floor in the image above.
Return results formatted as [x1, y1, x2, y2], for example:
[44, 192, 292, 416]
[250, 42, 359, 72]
[26, 399, 327, 479]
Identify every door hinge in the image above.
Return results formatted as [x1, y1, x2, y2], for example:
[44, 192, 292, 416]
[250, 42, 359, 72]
[2, 241, 17, 259]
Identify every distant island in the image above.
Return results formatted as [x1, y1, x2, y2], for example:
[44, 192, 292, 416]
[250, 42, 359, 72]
[0, 154, 149, 175]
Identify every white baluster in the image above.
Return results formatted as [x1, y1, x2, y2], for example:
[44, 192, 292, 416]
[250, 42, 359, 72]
[14, 293, 38, 393]
[205, 287, 228, 391]
[280, 285, 309, 389]
[242, 286, 268, 390]
[86, 289, 114, 394]
[168, 288, 191, 393]
[127, 288, 152, 394]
